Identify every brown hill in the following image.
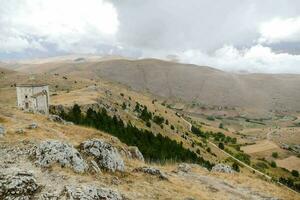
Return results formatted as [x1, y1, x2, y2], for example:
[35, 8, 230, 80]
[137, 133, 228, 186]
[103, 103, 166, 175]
[5, 58, 300, 114]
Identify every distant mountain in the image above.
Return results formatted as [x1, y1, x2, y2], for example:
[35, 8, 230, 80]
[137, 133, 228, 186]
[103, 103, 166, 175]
[3, 58, 300, 113]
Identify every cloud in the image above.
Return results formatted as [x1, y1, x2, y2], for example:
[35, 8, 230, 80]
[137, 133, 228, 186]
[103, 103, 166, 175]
[0, 0, 119, 54]
[176, 45, 300, 74]
[259, 16, 300, 44]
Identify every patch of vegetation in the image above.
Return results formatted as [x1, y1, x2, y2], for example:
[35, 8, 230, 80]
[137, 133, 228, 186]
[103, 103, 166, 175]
[292, 170, 299, 177]
[253, 162, 269, 172]
[191, 126, 209, 138]
[153, 115, 165, 125]
[279, 177, 300, 192]
[59, 104, 214, 169]
[232, 162, 240, 172]
[206, 116, 215, 121]
[234, 152, 251, 165]
[272, 152, 278, 158]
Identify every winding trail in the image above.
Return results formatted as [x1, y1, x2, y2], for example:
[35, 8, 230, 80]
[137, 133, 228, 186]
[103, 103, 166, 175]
[180, 116, 299, 195]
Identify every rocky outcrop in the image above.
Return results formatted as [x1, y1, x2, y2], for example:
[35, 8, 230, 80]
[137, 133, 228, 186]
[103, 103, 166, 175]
[28, 122, 38, 129]
[133, 166, 168, 180]
[64, 185, 123, 200]
[80, 139, 125, 172]
[177, 163, 192, 173]
[0, 169, 39, 200]
[211, 164, 234, 173]
[48, 115, 73, 125]
[31, 140, 88, 173]
[128, 146, 144, 161]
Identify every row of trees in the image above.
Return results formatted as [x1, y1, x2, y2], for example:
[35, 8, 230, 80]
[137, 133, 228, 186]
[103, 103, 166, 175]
[59, 104, 213, 169]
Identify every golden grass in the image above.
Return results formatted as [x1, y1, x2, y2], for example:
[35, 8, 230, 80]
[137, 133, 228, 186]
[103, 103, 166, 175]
[276, 156, 300, 172]
[241, 140, 279, 154]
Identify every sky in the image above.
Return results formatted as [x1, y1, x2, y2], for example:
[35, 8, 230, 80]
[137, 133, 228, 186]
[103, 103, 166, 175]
[1, 0, 300, 73]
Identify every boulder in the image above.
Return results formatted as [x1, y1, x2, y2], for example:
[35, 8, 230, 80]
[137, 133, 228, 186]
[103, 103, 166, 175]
[128, 146, 144, 161]
[133, 166, 168, 180]
[15, 128, 24, 134]
[80, 139, 125, 172]
[211, 164, 234, 173]
[28, 122, 38, 129]
[64, 185, 123, 200]
[48, 115, 64, 123]
[177, 163, 192, 173]
[0, 170, 39, 199]
[0, 125, 5, 136]
[31, 140, 88, 173]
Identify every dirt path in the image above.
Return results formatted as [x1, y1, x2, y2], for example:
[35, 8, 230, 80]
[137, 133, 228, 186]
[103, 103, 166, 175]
[181, 117, 299, 195]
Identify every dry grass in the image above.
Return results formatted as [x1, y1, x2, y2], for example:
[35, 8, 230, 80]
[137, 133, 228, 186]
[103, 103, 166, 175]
[241, 140, 279, 154]
[276, 156, 300, 172]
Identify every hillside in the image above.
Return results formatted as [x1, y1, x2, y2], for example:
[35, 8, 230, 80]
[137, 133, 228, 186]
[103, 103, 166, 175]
[1, 61, 300, 199]
[5, 58, 300, 115]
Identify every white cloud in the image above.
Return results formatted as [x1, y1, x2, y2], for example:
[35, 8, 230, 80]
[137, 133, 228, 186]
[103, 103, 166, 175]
[176, 45, 300, 74]
[259, 17, 300, 44]
[0, 0, 119, 53]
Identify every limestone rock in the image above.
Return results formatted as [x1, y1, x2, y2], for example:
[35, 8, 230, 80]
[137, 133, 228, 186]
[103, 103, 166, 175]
[64, 185, 123, 200]
[0, 170, 39, 200]
[39, 191, 61, 200]
[133, 166, 168, 180]
[15, 128, 24, 134]
[90, 160, 101, 174]
[128, 146, 144, 162]
[211, 164, 234, 173]
[81, 139, 125, 172]
[31, 140, 88, 173]
[28, 122, 38, 129]
[48, 115, 64, 123]
[48, 115, 73, 125]
[177, 163, 192, 173]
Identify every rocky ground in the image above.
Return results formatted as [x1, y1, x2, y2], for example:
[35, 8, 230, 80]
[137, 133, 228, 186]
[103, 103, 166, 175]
[0, 108, 299, 199]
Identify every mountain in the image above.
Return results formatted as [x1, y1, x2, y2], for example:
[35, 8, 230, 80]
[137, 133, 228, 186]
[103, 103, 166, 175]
[7, 58, 300, 114]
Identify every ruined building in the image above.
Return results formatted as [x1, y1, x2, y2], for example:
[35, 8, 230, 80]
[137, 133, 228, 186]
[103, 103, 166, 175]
[16, 84, 50, 115]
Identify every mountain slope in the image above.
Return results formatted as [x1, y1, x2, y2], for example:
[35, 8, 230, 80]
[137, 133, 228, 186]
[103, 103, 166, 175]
[9, 58, 300, 114]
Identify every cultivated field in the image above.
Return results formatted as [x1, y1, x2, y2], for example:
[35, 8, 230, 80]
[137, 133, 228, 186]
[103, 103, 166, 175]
[241, 140, 279, 154]
[276, 156, 300, 172]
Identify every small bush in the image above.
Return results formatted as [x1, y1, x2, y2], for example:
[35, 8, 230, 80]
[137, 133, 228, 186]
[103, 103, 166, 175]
[292, 170, 299, 177]
[232, 162, 240, 172]
[270, 161, 277, 168]
[218, 142, 225, 150]
[272, 152, 278, 158]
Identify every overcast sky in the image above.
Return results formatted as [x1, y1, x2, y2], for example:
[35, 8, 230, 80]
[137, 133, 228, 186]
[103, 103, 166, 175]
[1, 0, 300, 73]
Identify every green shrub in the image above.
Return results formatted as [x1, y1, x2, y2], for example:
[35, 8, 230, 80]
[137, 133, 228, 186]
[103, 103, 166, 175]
[218, 142, 225, 150]
[270, 161, 277, 168]
[232, 162, 240, 172]
[272, 152, 278, 158]
[292, 170, 299, 177]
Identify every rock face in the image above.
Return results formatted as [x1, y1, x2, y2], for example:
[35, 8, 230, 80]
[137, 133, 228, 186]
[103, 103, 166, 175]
[81, 139, 125, 172]
[31, 140, 88, 173]
[0, 125, 5, 136]
[128, 146, 144, 162]
[0, 170, 39, 200]
[64, 185, 123, 200]
[133, 167, 168, 180]
[211, 164, 234, 173]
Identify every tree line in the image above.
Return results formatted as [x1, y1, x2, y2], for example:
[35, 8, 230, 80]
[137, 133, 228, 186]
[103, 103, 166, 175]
[59, 104, 213, 169]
